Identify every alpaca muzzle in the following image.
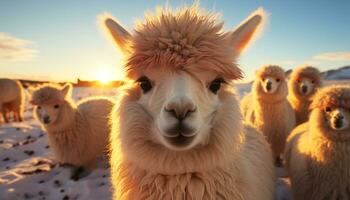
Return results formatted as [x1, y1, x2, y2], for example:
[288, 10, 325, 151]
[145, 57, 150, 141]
[332, 115, 344, 130]
[265, 81, 272, 92]
[43, 116, 51, 124]
[301, 85, 308, 94]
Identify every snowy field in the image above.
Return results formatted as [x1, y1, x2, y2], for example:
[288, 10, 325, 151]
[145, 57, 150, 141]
[1, 81, 348, 200]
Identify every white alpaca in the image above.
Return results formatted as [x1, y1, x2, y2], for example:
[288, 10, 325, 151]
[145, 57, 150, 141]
[285, 85, 350, 200]
[241, 65, 296, 164]
[30, 83, 115, 178]
[101, 5, 275, 199]
[0, 78, 24, 123]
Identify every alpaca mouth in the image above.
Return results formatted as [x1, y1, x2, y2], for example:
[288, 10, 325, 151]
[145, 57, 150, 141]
[164, 134, 195, 147]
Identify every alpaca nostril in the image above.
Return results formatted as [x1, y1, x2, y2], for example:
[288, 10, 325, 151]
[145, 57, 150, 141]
[164, 107, 196, 120]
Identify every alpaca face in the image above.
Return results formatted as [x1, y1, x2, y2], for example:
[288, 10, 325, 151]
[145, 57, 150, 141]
[324, 107, 350, 131]
[35, 103, 61, 125]
[297, 77, 315, 96]
[136, 69, 223, 150]
[260, 76, 281, 94]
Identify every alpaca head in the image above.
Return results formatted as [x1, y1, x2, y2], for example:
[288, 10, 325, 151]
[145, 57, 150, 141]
[101, 6, 266, 152]
[289, 66, 322, 99]
[253, 65, 288, 102]
[310, 85, 350, 141]
[30, 83, 73, 126]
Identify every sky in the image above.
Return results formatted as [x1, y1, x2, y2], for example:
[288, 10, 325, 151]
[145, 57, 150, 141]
[0, 0, 350, 82]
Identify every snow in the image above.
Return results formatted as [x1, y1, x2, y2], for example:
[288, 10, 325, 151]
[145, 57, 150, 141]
[9, 82, 350, 199]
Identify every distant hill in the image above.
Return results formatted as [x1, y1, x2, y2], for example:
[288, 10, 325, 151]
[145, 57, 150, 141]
[322, 66, 350, 80]
[286, 65, 350, 80]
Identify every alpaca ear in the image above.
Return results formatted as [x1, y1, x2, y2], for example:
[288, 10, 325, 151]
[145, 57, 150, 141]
[229, 7, 267, 55]
[61, 83, 72, 98]
[98, 13, 131, 54]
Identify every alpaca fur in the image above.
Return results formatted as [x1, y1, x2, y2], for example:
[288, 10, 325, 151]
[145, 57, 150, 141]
[241, 65, 296, 160]
[101, 5, 275, 200]
[0, 78, 24, 123]
[288, 66, 322, 125]
[285, 85, 350, 200]
[30, 83, 115, 169]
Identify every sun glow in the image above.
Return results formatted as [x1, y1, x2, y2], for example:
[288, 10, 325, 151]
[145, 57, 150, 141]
[96, 71, 114, 84]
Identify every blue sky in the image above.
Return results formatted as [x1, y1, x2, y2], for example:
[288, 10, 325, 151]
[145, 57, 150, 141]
[0, 0, 349, 82]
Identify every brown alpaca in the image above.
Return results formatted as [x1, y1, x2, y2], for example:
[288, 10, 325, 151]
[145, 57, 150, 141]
[241, 65, 296, 164]
[288, 66, 322, 125]
[100, 5, 275, 200]
[0, 79, 24, 123]
[285, 85, 350, 200]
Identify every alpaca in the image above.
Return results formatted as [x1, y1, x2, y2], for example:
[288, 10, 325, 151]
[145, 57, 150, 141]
[288, 66, 322, 125]
[241, 65, 296, 164]
[30, 83, 115, 178]
[285, 85, 350, 200]
[0, 78, 24, 123]
[100, 5, 275, 199]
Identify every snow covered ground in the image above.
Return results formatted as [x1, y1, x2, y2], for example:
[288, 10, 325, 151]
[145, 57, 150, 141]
[1, 81, 348, 200]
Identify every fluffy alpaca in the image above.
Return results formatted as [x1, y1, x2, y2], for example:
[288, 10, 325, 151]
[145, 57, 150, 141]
[0, 78, 24, 123]
[285, 85, 350, 200]
[241, 65, 296, 163]
[288, 66, 322, 125]
[101, 5, 275, 199]
[30, 83, 115, 171]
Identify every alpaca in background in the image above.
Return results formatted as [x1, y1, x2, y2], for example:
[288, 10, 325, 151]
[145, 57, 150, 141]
[101, 5, 275, 199]
[241, 65, 296, 165]
[285, 85, 350, 200]
[30, 83, 115, 179]
[288, 66, 322, 125]
[0, 78, 24, 123]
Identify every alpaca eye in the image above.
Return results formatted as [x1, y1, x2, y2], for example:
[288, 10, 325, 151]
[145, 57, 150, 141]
[136, 76, 152, 93]
[325, 107, 332, 112]
[38, 106, 41, 110]
[262, 78, 265, 81]
[276, 78, 280, 82]
[54, 104, 60, 109]
[209, 78, 226, 94]
[311, 80, 315, 84]
[297, 79, 301, 83]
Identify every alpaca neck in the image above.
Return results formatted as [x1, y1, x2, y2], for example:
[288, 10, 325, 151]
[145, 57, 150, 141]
[46, 100, 76, 134]
[308, 125, 350, 164]
[290, 93, 311, 110]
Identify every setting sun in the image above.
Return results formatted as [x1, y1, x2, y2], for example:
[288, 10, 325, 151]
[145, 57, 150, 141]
[96, 71, 114, 84]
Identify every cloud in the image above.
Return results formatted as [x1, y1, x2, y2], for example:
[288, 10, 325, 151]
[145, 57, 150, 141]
[0, 32, 37, 61]
[313, 52, 350, 61]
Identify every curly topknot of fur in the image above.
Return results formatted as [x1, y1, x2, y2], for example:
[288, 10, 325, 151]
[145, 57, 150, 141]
[30, 84, 66, 105]
[311, 85, 350, 110]
[126, 6, 242, 80]
[256, 65, 285, 79]
[289, 66, 322, 84]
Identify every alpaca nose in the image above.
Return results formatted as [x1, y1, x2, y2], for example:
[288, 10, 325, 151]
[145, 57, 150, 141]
[266, 81, 272, 91]
[302, 85, 308, 93]
[164, 98, 196, 121]
[43, 116, 51, 124]
[334, 114, 344, 129]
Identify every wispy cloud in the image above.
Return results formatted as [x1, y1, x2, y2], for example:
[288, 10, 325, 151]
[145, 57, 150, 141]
[0, 32, 37, 61]
[313, 52, 350, 61]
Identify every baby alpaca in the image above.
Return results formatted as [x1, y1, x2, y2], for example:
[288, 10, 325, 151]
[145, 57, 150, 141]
[285, 85, 350, 200]
[0, 78, 24, 123]
[101, 5, 276, 200]
[30, 83, 115, 178]
[241, 65, 296, 164]
[288, 66, 322, 125]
